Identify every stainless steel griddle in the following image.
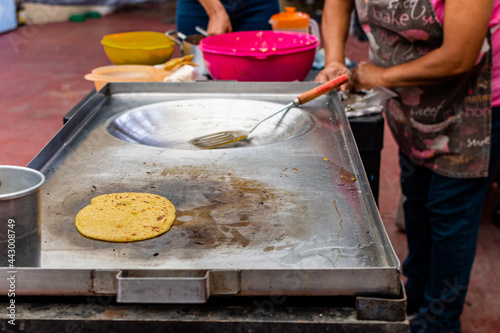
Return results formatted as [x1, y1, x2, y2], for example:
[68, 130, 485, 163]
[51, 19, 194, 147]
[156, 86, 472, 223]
[0, 82, 400, 303]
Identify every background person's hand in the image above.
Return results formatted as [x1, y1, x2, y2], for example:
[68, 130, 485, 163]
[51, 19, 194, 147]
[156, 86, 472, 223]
[206, 10, 232, 35]
[198, 0, 233, 35]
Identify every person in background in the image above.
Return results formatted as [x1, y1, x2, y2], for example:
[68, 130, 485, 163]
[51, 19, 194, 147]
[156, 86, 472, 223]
[176, 0, 280, 36]
[316, 0, 500, 332]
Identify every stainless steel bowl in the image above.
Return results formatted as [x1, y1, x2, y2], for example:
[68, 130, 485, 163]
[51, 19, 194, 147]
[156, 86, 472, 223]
[107, 99, 314, 149]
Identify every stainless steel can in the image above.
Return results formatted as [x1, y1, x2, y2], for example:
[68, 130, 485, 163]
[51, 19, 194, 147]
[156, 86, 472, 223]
[0, 166, 45, 267]
[166, 30, 209, 76]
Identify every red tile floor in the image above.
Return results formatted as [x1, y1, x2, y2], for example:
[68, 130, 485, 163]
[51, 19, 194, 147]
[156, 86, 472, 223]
[1, 5, 499, 332]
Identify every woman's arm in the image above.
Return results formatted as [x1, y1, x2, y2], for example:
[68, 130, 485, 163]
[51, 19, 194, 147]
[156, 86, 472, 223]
[352, 0, 495, 91]
[198, 0, 232, 35]
[314, 0, 354, 87]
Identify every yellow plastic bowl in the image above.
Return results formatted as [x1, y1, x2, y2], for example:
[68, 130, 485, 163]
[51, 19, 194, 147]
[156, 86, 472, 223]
[84, 65, 169, 90]
[101, 31, 176, 65]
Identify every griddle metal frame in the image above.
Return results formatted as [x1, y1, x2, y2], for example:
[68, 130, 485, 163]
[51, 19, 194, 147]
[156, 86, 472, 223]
[0, 82, 400, 306]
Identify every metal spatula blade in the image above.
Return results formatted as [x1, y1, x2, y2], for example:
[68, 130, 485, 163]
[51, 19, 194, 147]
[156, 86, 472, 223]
[189, 75, 349, 149]
[189, 102, 294, 149]
[189, 130, 250, 149]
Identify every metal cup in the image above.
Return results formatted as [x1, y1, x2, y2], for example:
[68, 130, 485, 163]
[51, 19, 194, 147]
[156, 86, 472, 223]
[0, 166, 45, 267]
[166, 30, 210, 76]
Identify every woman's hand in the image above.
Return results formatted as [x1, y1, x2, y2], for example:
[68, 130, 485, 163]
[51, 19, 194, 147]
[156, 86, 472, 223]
[350, 62, 386, 91]
[315, 61, 351, 92]
[206, 10, 232, 35]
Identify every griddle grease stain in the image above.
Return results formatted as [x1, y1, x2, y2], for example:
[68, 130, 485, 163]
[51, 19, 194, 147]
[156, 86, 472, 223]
[333, 199, 343, 241]
[152, 165, 311, 256]
[173, 175, 286, 249]
[322, 157, 357, 186]
[333, 199, 343, 266]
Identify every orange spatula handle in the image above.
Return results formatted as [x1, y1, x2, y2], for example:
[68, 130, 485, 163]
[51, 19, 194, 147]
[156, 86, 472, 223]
[295, 74, 349, 105]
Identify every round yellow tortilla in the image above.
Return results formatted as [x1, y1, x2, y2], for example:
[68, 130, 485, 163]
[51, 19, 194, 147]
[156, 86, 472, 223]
[75, 192, 176, 242]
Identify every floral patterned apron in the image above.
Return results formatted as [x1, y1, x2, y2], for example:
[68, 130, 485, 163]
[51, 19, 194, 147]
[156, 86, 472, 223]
[355, 0, 493, 178]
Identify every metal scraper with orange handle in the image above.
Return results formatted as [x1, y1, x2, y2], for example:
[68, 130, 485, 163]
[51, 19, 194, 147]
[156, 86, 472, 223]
[189, 74, 349, 149]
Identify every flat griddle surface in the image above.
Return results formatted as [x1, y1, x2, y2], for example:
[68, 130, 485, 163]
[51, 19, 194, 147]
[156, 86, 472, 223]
[27, 82, 400, 297]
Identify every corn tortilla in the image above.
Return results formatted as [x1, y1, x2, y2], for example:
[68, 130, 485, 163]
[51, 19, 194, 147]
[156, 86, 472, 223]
[75, 192, 176, 242]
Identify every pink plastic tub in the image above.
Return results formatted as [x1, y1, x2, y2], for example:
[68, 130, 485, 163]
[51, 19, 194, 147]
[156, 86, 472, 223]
[199, 31, 319, 82]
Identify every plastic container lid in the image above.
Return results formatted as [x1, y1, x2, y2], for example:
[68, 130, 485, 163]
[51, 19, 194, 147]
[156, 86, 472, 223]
[199, 30, 319, 57]
[269, 7, 310, 30]
[101, 31, 175, 51]
[84, 65, 168, 90]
